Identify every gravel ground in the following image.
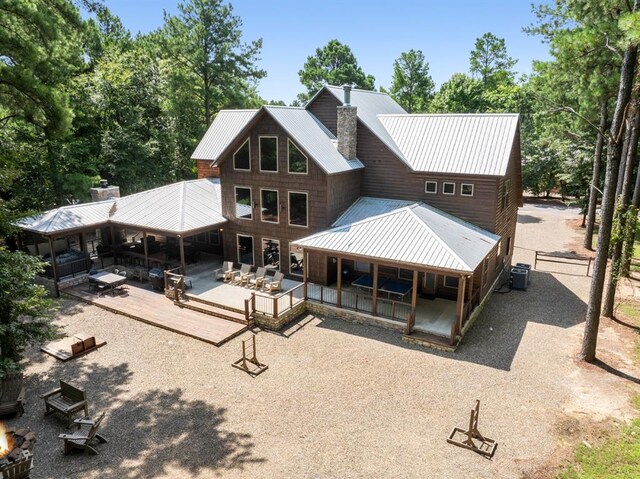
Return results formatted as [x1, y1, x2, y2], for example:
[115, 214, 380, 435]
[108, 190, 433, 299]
[6, 202, 639, 479]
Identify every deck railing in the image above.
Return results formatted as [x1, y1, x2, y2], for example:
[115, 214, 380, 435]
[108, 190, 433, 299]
[306, 283, 412, 323]
[251, 283, 305, 319]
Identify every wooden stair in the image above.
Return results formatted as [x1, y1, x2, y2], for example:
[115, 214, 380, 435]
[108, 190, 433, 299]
[175, 295, 249, 325]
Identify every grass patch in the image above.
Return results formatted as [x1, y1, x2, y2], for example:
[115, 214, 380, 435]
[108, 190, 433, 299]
[617, 302, 640, 322]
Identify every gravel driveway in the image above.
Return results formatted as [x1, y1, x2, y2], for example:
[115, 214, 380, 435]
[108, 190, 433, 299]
[6, 201, 639, 479]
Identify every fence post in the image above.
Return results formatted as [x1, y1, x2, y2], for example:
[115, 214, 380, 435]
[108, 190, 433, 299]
[273, 295, 279, 319]
[534, 251, 538, 270]
[289, 290, 293, 308]
[244, 298, 250, 322]
[320, 285, 324, 304]
[391, 301, 396, 321]
[251, 293, 256, 315]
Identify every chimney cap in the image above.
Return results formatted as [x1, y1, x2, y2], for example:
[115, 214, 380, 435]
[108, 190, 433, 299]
[100, 179, 108, 188]
[342, 84, 352, 106]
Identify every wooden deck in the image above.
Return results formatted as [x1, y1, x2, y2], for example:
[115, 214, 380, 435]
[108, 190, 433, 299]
[63, 282, 248, 346]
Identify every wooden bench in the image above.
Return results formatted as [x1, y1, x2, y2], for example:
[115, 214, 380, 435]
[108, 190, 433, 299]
[41, 380, 89, 428]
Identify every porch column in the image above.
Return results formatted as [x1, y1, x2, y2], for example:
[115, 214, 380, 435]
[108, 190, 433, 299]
[16, 232, 23, 252]
[302, 248, 308, 299]
[34, 236, 40, 256]
[372, 262, 379, 316]
[336, 257, 342, 307]
[467, 275, 473, 302]
[178, 235, 187, 276]
[404, 270, 418, 335]
[48, 236, 60, 297]
[110, 226, 117, 264]
[78, 232, 85, 253]
[142, 231, 149, 270]
[456, 274, 467, 335]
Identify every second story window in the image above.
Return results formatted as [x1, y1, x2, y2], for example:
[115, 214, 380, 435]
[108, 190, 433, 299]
[234, 186, 252, 220]
[261, 189, 279, 223]
[233, 139, 250, 171]
[289, 192, 308, 227]
[260, 136, 278, 172]
[425, 181, 437, 194]
[443, 182, 455, 195]
[288, 140, 308, 174]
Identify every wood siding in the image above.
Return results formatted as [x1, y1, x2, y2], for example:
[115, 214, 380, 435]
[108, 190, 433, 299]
[327, 170, 362, 225]
[196, 160, 220, 179]
[307, 90, 339, 135]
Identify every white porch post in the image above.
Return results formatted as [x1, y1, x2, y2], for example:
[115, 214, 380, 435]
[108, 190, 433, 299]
[404, 270, 419, 335]
[336, 257, 342, 307]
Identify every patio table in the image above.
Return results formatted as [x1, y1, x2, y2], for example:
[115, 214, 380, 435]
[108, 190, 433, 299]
[89, 272, 126, 296]
[351, 275, 388, 294]
[378, 278, 412, 301]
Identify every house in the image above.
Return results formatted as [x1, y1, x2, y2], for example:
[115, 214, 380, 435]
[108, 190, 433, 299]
[191, 85, 522, 347]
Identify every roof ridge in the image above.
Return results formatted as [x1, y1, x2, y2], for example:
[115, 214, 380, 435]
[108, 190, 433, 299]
[378, 113, 520, 118]
[326, 85, 390, 96]
[405, 205, 471, 270]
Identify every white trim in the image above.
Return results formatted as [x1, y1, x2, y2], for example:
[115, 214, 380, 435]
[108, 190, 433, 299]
[233, 138, 251, 171]
[461, 183, 474, 197]
[236, 234, 255, 266]
[443, 182, 455, 195]
[261, 237, 280, 271]
[287, 138, 308, 175]
[260, 188, 279, 224]
[234, 185, 253, 221]
[442, 275, 459, 289]
[289, 241, 304, 276]
[259, 135, 279, 173]
[288, 191, 309, 228]
[424, 181, 437, 194]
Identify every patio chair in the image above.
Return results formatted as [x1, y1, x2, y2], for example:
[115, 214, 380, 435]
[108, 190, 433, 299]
[215, 261, 237, 282]
[59, 412, 108, 455]
[0, 372, 26, 417]
[264, 272, 284, 293]
[41, 380, 89, 428]
[247, 267, 267, 289]
[232, 264, 251, 285]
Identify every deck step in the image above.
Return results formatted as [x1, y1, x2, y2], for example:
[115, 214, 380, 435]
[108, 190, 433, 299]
[185, 293, 246, 315]
[175, 297, 248, 325]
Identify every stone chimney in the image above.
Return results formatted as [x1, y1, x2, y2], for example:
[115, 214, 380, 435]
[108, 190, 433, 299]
[336, 84, 357, 160]
[90, 179, 120, 202]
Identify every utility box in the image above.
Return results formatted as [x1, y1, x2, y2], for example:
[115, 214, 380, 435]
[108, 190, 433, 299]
[515, 263, 532, 285]
[510, 267, 528, 291]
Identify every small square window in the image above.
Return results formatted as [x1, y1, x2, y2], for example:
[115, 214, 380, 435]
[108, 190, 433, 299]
[461, 184, 474, 196]
[425, 181, 437, 194]
[443, 276, 459, 289]
[443, 182, 455, 195]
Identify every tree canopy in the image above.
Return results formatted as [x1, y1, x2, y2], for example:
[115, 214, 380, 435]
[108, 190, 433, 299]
[389, 49, 434, 113]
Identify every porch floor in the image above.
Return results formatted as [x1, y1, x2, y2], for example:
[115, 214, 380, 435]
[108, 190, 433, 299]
[63, 282, 248, 346]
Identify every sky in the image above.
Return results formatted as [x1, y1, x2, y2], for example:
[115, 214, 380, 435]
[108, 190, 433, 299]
[96, 0, 553, 104]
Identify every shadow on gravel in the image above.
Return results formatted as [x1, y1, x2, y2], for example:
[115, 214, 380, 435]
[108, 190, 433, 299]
[517, 214, 542, 224]
[593, 359, 640, 385]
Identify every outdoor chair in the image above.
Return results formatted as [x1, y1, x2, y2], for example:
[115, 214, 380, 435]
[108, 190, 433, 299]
[59, 412, 108, 455]
[264, 272, 284, 293]
[232, 264, 251, 285]
[41, 380, 89, 428]
[247, 267, 267, 289]
[215, 261, 237, 282]
[0, 372, 26, 417]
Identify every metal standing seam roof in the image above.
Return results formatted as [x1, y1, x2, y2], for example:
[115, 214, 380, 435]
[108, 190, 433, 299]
[294, 199, 499, 273]
[16, 199, 116, 234]
[322, 85, 410, 165]
[378, 114, 519, 176]
[190, 110, 258, 161]
[17, 179, 226, 236]
[332, 196, 415, 227]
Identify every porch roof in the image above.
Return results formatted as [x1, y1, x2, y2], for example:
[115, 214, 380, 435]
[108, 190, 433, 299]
[294, 198, 500, 273]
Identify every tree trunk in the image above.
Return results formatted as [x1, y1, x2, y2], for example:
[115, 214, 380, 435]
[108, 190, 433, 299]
[621, 158, 640, 275]
[584, 100, 608, 250]
[603, 100, 640, 317]
[579, 19, 639, 363]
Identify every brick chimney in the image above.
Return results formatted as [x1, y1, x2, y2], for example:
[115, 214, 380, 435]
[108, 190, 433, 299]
[336, 85, 357, 160]
[90, 179, 120, 202]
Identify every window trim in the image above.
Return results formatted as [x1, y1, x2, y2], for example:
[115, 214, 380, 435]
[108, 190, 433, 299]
[288, 190, 309, 228]
[232, 138, 251, 171]
[289, 241, 304, 276]
[259, 135, 279, 173]
[442, 275, 459, 289]
[287, 139, 308, 175]
[260, 188, 279, 224]
[443, 182, 455, 195]
[262, 237, 280, 271]
[236, 234, 254, 266]
[234, 186, 253, 221]
[461, 183, 474, 197]
[425, 181, 438, 194]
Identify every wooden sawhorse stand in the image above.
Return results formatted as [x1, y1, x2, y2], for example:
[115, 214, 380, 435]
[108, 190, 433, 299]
[232, 335, 268, 377]
[447, 400, 497, 457]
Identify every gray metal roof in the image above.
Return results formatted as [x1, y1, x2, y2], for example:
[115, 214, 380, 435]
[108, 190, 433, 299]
[378, 114, 519, 176]
[332, 196, 414, 227]
[322, 86, 409, 165]
[16, 199, 116, 235]
[110, 178, 225, 234]
[294, 199, 499, 273]
[264, 106, 364, 174]
[17, 179, 225, 236]
[190, 110, 257, 161]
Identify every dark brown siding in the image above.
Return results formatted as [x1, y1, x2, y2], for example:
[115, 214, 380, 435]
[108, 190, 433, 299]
[218, 113, 332, 276]
[196, 160, 220, 179]
[327, 170, 362, 225]
[307, 90, 339, 135]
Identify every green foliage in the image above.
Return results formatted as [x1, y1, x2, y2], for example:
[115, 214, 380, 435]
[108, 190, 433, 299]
[469, 32, 517, 88]
[429, 73, 485, 113]
[298, 39, 375, 103]
[389, 49, 434, 113]
[0, 249, 58, 375]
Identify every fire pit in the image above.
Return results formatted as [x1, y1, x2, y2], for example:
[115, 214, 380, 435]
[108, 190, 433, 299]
[0, 423, 35, 479]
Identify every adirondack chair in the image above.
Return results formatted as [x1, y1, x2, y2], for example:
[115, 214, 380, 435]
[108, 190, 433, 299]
[0, 373, 26, 418]
[247, 267, 267, 289]
[215, 261, 237, 282]
[264, 272, 284, 293]
[41, 380, 89, 427]
[232, 264, 251, 285]
[59, 412, 108, 455]
[1, 450, 33, 479]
